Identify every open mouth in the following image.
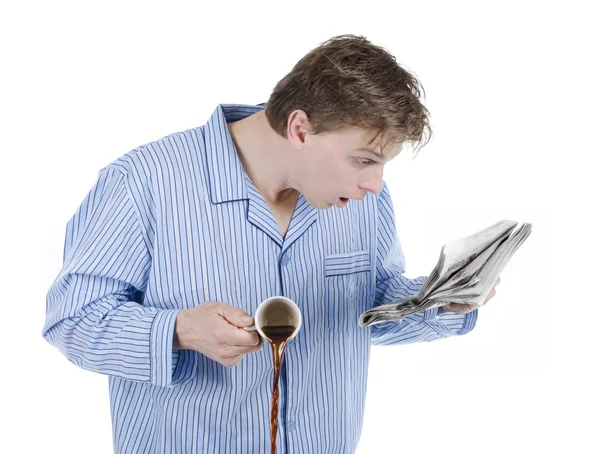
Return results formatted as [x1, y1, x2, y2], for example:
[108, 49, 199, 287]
[336, 197, 349, 208]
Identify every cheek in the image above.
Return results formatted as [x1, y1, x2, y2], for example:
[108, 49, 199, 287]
[323, 171, 352, 195]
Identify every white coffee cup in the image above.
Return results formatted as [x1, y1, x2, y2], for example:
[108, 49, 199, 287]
[243, 296, 302, 341]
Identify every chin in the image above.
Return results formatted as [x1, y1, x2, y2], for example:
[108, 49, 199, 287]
[309, 202, 331, 210]
[305, 197, 331, 210]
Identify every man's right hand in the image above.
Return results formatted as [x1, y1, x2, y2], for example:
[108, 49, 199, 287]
[173, 301, 263, 367]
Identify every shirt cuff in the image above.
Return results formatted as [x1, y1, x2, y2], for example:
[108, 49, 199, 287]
[150, 309, 181, 387]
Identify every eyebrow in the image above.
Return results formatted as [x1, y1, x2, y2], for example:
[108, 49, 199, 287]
[356, 147, 385, 160]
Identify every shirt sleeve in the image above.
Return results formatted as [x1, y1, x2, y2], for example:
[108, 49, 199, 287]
[370, 182, 477, 346]
[42, 165, 187, 387]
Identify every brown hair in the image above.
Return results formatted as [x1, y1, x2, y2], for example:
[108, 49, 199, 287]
[265, 34, 432, 154]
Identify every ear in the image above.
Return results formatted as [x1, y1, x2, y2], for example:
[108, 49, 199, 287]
[286, 109, 313, 150]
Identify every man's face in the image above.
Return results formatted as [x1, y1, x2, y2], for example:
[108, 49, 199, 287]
[293, 127, 401, 210]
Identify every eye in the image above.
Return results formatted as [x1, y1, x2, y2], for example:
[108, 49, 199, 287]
[356, 158, 374, 167]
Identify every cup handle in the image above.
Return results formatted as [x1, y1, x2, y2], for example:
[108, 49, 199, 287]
[243, 325, 257, 332]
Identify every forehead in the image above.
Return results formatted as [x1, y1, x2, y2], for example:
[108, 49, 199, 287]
[333, 127, 403, 161]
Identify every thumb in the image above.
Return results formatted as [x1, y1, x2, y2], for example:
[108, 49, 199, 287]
[220, 304, 254, 328]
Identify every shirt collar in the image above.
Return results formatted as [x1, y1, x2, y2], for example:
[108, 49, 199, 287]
[204, 103, 265, 204]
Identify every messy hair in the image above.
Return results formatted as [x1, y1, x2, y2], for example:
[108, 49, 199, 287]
[265, 34, 432, 154]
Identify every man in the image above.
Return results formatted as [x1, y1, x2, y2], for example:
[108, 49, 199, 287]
[43, 35, 498, 453]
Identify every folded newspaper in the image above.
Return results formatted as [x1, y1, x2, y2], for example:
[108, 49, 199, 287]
[359, 220, 532, 327]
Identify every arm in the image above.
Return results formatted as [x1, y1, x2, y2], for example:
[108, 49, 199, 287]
[370, 182, 477, 346]
[42, 166, 184, 387]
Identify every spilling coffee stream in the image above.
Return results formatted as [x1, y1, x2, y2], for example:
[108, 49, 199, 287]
[261, 324, 296, 454]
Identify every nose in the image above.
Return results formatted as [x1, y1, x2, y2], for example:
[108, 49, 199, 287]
[358, 167, 383, 195]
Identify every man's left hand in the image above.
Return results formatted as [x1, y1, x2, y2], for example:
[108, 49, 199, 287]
[437, 277, 501, 315]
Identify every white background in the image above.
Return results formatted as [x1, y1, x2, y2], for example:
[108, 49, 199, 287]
[1, 1, 597, 453]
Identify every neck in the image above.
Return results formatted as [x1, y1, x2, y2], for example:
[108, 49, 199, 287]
[227, 110, 298, 205]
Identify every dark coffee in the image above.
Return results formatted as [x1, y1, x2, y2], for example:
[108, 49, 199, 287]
[261, 324, 296, 454]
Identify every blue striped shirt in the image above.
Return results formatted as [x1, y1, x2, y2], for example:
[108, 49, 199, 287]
[43, 103, 477, 453]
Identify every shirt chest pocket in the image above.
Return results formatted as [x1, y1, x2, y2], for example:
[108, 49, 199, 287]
[324, 250, 372, 332]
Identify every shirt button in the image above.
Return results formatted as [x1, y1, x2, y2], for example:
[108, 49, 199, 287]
[281, 254, 291, 266]
[287, 420, 296, 431]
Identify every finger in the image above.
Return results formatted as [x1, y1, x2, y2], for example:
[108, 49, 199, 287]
[446, 303, 476, 314]
[230, 334, 264, 354]
[448, 303, 469, 313]
[231, 329, 261, 348]
[225, 338, 263, 356]
[221, 353, 245, 368]
[442, 303, 461, 313]
[251, 336, 264, 351]
[224, 337, 264, 355]
[224, 345, 263, 359]
[216, 324, 261, 348]
[218, 303, 254, 328]
[483, 287, 497, 305]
